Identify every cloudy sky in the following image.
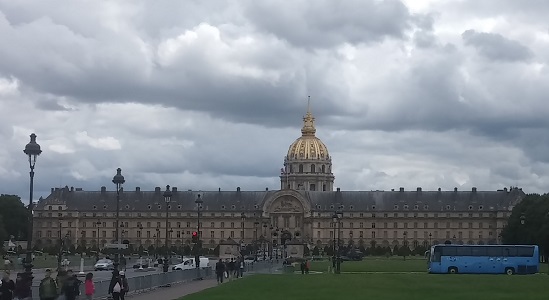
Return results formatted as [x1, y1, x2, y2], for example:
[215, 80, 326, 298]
[1, 0, 549, 202]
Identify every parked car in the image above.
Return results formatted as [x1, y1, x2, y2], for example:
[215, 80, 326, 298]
[132, 258, 149, 269]
[94, 259, 114, 271]
[244, 256, 255, 264]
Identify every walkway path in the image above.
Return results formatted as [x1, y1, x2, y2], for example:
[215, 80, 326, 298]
[128, 279, 218, 300]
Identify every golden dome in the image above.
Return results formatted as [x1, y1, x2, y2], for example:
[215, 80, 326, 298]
[286, 101, 330, 161]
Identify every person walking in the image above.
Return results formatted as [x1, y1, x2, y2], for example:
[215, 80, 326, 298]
[305, 259, 310, 274]
[238, 257, 245, 278]
[84, 273, 95, 300]
[215, 259, 225, 285]
[13, 274, 32, 300]
[0, 271, 15, 300]
[119, 271, 129, 300]
[300, 261, 305, 274]
[108, 272, 123, 300]
[227, 259, 235, 281]
[56, 270, 67, 298]
[62, 270, 81, 300]
[39, 269, 58, 300]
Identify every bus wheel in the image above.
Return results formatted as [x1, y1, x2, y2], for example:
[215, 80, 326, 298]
[505, 268, 515, 275]
[448, 267, 458, 274]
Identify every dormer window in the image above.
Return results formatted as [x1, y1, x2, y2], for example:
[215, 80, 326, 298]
[394, 205, 398, 210]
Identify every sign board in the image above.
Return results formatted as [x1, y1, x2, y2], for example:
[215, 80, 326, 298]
[104, 243, 128, 249]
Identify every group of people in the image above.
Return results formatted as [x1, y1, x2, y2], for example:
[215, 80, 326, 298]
[214, 257, 246, 284]
[107, 271, 129, 300]
[299, 260, 311, 274]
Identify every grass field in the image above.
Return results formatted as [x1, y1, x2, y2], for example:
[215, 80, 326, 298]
[309, 257, 428, 273]
[181, 273, 547, 300]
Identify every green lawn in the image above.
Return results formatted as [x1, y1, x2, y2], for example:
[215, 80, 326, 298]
[181, 273, 548, 300]
[309, 257, 428, 273]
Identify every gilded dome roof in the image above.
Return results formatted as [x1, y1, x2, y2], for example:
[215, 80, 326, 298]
[286, 101, 330, 161]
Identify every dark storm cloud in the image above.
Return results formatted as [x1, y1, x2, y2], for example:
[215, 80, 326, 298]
[462, 30, 533, 62]
[244, 0, 412, 48]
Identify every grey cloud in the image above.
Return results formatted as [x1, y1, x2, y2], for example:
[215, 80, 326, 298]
[462, 30, 533, 62]
[244, 0, 412, 48]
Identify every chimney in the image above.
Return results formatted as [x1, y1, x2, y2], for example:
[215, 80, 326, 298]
[237, 187, 241, 192]
[172, 187, 177, 192]
[391, 189, 394, 191]
[417, 187, 422, 192]
[70, 186, 74, 192]
[265, 187, 269, 191]
[438, 187, 441, 192]
[136, 187, 140, 192]
[75, 188, 82, 191]
[218, 188, 221, 192]
[503, 187, 508, 192]
[101, 186, 106, 193]
[399, 187, 404, 192]
[336, 187, 341, 192]
[454, 187, 458, 192]
[155, 187, 161, 193]
[51, 188, 54, 193]
[472, 187, 477, 193]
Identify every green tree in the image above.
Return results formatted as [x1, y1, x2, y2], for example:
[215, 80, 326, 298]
[501, 193, 549, 259]
[0, 195, 30, 241]
[0, 215, 7, 252]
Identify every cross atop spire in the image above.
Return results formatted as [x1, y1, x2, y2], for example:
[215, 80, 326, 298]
[301, 96, 316, 136]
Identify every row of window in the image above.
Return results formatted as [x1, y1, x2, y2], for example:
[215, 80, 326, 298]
[322, 230, 496, 240]
[323, 221, 496, 229]
[289, 164, 328, 174]
[37, 230, 248, 239]
[435, 245, 535, 257]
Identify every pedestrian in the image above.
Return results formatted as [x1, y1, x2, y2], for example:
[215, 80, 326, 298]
[238, 257, 245, 278]
[0, 271, 15, 300]
[119, 271, 129, 300]
[108, 272, 123, 300]
[227, 259, 235, 281]
[56, 270, 67, 297]
[305, 259, 310, 274]
[300, 261, 305, 274]
[39, 269, 58, 300]
[62, 270, 81, 300]
[84, 273, 95, 300]
[13, 273, 31, 300]
[215, 259, 225, 284]
[3, 258, 10, 272]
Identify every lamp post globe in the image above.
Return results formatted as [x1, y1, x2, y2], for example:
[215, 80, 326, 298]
[240, 213, 246, 255]
[112, 168, 125, 274]
[253, 221, 260, 261]
[163, 185, 172, 272]
[194, 193, 203, 273]
[23, 133, 42, 291]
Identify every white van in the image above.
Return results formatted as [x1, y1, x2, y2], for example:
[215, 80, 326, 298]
[172, 257, 210, 270]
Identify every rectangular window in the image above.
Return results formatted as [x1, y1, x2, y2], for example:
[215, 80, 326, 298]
[221, 231, 225, 238]
[102, 231, 106, 238]
[423, 222, 428, 228]
[372, 223, 376, 229]
[231, 222, 234, 228]
[46, 231, 52, 238]
[241, 231, 244, 238]
[92, 231, 96, 238]
[230, 231, 235, 238]
[330, 231, 333, 238]
[177, 222, 181, 228]
[317, 231, 321, 238]
[82, 231, 86, 238]
[147, 231, 150, 238]
[112, 231, 116, 238]
[82, 222, 86, 228]
[383, 231, 388, 238]
[137, 231, 141, 238]
[393, 222, 398, 229]
[350, 222, 354, 228]
[372, 231, 376, 239]
[186, 222, 190, 228]
[210, 231, 215, 238]
[404, 223, 408, 229]
[221, 222, 225, 228]
[210, 222, 215, 228]
[284, 217, 290, 228]
[157, 222, 161, 228]
[360, 222, 364, 228]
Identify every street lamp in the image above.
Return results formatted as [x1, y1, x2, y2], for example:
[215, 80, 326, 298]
[195, 193, 203, 272]
[269, 225, 274, 260]
[429, 233, 432, 247]
[137, 223, 143, 250]
[240, 213, 246, 256]
[254, 221, 259, 261]
[23, 133, 42, 290]
[155, 228, 160, 258]
[263, 223, 268, 261]
[112, 168, 125, 273]
[452, 235, 456, 245]
[403, 231, 408, 261]
[332, 210, 342, 274]
[57, 217, 64, 271]
[163, 185, 172, 272]
[96, 220, 102, 254]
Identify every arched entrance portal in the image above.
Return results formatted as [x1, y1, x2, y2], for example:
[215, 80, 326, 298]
[267, 195, 305, 238]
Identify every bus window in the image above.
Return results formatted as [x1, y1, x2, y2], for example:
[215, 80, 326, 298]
[441, 246, 457, 256]
[432, 247, 442, 262]
[471, 246, 486, 256]
[517, 247, 534, 257]
[456, 247, 471, 256]
[503, 247, 517, 257]
[487, 247, 502, 257]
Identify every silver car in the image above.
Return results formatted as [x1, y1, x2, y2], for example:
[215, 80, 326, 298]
[94, 259, 114, 271]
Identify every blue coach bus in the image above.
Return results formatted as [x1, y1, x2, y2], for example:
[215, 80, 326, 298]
[428, 244, 539, 275]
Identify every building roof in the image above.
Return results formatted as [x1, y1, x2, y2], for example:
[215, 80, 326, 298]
[35, 186, 525, 213]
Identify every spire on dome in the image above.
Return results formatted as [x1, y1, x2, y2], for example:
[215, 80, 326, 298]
[301, 95, 316, 136]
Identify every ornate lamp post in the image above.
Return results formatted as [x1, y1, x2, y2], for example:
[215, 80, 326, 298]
[163, 185, 172, 272]
[155, 228, 160, 258]
[262, 223, 268, 261]
[240, 212, 246, 256]
[112, 168, 125, 273]
[269, 225, 274, 260]
[336, 210, 342, 273]
[429, 233, 432, 247]
[195, 193, 203, 278]
[403, 231, 408, 261]
[96, 220, 102, 254]
[254, 221, 259, 261]
[23, 133, 42, 291]
[57, 217, 64, 271]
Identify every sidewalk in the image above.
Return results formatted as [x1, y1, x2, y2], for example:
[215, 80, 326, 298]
[128, 279, 218, 300]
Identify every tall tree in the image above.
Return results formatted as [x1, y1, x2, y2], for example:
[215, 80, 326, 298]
[501, 193, 549, 256]
[0, 215, 8, 246]
[0, 194, 29, 240]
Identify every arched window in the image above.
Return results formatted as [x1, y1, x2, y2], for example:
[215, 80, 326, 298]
[311, 164, 316, 173]
[289, 165, 293, 173]
[322, 165, 325, 173]
[299, 164, 304, 173]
